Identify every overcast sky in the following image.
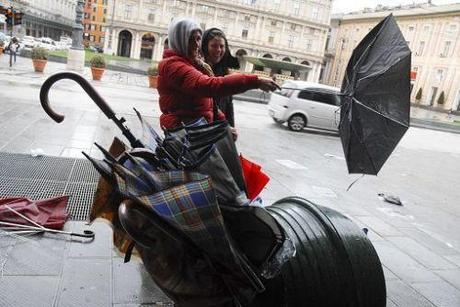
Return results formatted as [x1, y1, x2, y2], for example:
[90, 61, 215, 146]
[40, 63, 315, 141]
[331, 0, 460, 13]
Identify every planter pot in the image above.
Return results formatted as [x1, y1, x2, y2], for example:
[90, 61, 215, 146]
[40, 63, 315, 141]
[148, 75, 158, 88]
[0, 47, 4, 55]
[32, 59, 47, 72]
[91, 67, 105, 81]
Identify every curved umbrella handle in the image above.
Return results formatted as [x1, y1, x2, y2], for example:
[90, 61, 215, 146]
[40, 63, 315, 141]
[40, 72, 143, 148]
[40, 72, 117, 123]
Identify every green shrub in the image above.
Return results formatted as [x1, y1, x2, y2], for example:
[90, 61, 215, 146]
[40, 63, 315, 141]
[31, 47, 49, 60]
[90, 54, 106, 68]
[437, 91, 445, 105]
[147, 65, 158, 76]
[415, 88, 422, 101]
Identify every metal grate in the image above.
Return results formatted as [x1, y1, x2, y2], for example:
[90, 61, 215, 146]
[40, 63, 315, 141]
[64, 182, 98, 221]
[0, 152, 75, 181]
[0, 152, 100, 221]
[69, 159, 100, 183]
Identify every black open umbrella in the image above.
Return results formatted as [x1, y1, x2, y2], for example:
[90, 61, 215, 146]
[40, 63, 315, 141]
[340, 14, 411, 175]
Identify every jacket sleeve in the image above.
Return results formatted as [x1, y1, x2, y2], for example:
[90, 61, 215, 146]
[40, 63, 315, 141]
[167, 62, 259, 98]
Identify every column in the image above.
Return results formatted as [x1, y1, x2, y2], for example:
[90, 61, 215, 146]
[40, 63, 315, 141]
[213, 6, 217, 24]
[131, 31, 141, 59]
[191, 2, 196, 17]
[153, 35, 164, 62]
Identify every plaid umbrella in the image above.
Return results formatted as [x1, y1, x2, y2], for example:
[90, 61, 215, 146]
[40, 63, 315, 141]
[86, 147, 264, 304]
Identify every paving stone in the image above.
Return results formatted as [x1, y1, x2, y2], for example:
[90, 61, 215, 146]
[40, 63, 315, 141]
[400, 227, 460, 256]
[383, 265, 399, 281]
[386, 297, 399, 307]
[112, 257, 172, 305]
[373, 241, 441, 283]
[0, 276, 59, 307]
[387, 237, 457, 270]
[68, 221, 112, 258]
[56, 258, 111, 307]
[444, 255, 460, 267]
[411, 281, 460, 307]
[356, 216, 403, 237]
[434, 269, 460, 290]
[386, 279, 436, 307]
[3, 233, 68, 276]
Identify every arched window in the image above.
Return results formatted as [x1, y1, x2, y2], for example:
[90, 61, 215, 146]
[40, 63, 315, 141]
[118, 30, 132, 57]
[140, 33, 155, 59]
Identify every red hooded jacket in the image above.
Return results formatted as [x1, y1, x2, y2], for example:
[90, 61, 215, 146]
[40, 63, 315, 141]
[157, 49, 259, 129]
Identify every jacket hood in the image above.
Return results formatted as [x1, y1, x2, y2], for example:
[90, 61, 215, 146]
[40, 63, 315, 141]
[168, 18, 202, 58]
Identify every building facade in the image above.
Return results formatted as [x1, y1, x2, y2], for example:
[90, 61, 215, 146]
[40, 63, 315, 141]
[104, 0, 332, 82]
[0, 0, 76, 40]
[325, 3, 460, 111]
[83, 0, 108, 46]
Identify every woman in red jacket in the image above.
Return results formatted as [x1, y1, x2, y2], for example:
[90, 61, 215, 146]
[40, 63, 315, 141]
[157, 18, 279, 130]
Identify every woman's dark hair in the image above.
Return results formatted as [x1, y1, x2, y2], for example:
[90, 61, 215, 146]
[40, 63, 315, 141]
[201, 28, 240, 76]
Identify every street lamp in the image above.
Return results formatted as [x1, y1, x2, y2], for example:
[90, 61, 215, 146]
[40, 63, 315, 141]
[67, 0, 85, 71]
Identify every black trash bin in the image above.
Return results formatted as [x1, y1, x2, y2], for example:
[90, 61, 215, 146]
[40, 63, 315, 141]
[252, 197, 386, 307]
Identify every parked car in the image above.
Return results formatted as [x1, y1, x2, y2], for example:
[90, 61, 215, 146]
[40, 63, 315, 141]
[38, 37, 56, 51]
[268, 81, 341, 132]
[21, 36, 37, 50]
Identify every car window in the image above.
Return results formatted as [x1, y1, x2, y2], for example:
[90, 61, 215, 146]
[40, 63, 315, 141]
[298, 90, 340, 106]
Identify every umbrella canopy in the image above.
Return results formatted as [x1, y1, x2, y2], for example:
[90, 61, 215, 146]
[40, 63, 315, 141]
[340, 14, 411, 175]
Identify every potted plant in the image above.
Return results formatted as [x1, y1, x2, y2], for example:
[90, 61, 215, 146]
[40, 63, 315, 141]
[0, 40, 4, 55]
[147, 65, 159, 88]
[31, 47, 49, 72]
[90, 54, 106, 81]
[415, 87, 422, 103]
[437, 91, 445, 105]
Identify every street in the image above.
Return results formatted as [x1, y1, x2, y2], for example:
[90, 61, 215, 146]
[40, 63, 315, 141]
[1, 56, 460, 306]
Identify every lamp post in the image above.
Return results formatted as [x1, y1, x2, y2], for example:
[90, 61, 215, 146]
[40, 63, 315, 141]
[67, 0, 85, 71]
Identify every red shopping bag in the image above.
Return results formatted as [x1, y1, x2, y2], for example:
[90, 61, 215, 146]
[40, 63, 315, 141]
[239, 155, 270, 201]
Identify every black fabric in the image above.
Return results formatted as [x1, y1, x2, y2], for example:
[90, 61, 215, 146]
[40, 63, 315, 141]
[339, 14, 411, 175]
[216, 96, 235, 127]
[202, 28, 240, 127]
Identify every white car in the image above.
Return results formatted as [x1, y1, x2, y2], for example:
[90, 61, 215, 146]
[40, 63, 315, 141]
[38, 37, 56, 51]
[268, 81, 341, 132]
[21, 36, 37, 50]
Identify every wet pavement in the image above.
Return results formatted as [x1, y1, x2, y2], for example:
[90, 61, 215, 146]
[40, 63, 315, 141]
[1, 54, 460, 306]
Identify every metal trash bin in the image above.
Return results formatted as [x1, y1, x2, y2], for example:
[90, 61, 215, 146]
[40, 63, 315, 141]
[252, 197, 386, 307]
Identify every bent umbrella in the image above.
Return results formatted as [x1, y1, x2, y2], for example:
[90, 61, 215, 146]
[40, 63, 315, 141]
[340, 14, 411, 175]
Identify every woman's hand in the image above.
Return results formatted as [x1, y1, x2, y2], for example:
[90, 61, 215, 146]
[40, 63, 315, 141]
[257, 77, 281, 92]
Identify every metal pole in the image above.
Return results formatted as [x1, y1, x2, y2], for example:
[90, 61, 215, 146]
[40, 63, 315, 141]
[9, 6, 13, 67]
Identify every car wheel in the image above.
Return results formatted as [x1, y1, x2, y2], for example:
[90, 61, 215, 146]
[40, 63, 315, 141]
[288, 114, 306, 131]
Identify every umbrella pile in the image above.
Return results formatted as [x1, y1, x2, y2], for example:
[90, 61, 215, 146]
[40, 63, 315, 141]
[81, 114, 288, 305]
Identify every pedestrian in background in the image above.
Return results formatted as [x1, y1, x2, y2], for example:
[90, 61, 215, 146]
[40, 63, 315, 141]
[157, 18, 279, 133]
[8, 37, 20, 67]
[201, 28, 240, 128]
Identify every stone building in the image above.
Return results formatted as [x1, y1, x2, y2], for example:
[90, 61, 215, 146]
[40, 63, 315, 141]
[325, 3, 460, 111]
[83, 0, 108, 47]
[0, 0, 76, 40]
[103, 0, 332, 82]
